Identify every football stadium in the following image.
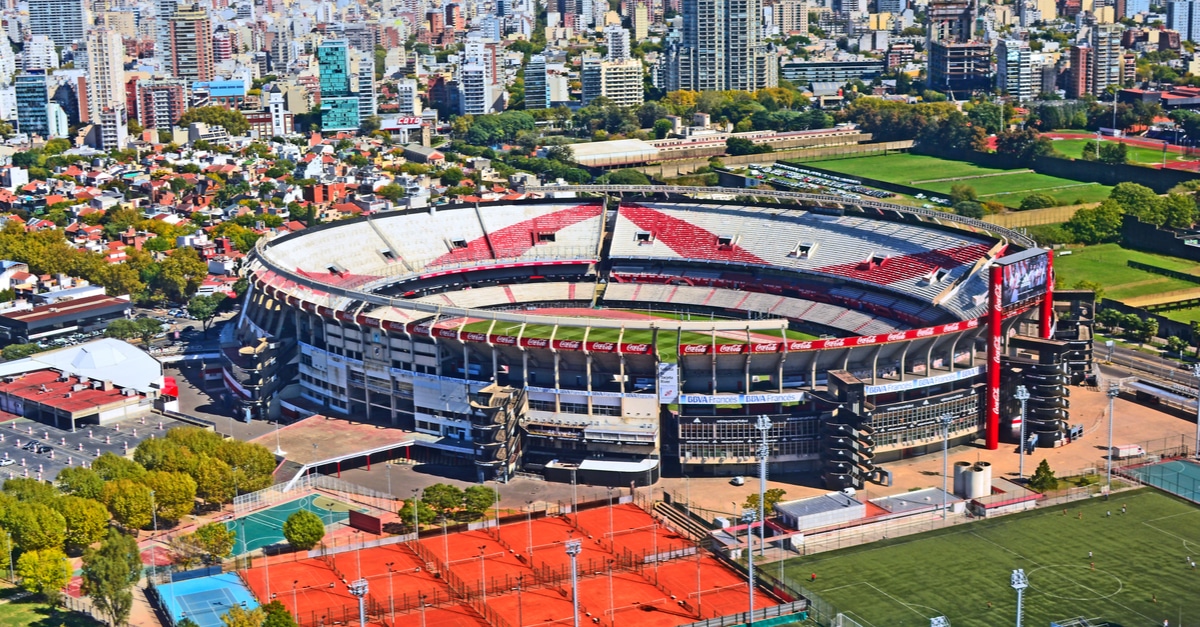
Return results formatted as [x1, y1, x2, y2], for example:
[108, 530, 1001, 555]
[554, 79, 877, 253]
[225, 187, 1085, 490]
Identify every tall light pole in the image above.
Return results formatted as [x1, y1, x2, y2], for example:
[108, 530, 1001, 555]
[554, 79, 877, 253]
[939, 414, 953, 519]
[526, 500, 534, 561]
[348, 578, 368, 627]
[419, 593, 427, 627]
[292, 580, 299, 619]
[1014, 385, 1030, 482]
[1107, 382, 1120, 491]
[386, 461, 392, 499]
[607, 558, 615, 622]
[412, 488, 421, 540]
[566, 539, 582, 627]
[1192, 364, 1200, 458]
[1011, 569, 1028, 627]
[478, 545, 488, 603]
[741, 509, 757, 627]
[755, 415, 771, 557]
[385, 563, 395, 623]
[515, 575, 525, 627]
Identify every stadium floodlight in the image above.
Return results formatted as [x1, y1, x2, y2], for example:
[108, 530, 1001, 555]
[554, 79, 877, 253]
[742, 509, 758, 627]
[1192, 364, 1200, 459]
[939, 415, 954, 519]
[1011, 569, 1028, 627]
[347, 578, 369, 627]
[1014, 385, 1030, 481]
[566, 539, 583, 627]
[755, 414, 772, 557]
[1106, 383, 1120, 491]
[478, 545, 488, 603]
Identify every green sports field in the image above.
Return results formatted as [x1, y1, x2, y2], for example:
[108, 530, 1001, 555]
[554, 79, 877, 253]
[787, 489, 1200, 627]
[1050, 137, 1194, 167]
[1052, 244, 1200, 301]
[798, 153, 1113, 207]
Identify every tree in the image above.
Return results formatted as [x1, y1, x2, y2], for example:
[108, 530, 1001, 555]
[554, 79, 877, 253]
[1163, 193, 1198, 229]
[4, 477, 61, 504]
[725, 136, 772, 155]
[81, 528, 142, 626]
[57, 467, 105, 501]
[220, 605, 266, 627]
[1109, 182, 1164, 225]
[16, 548, 71, 602]
[377, 183, 405, 203]
[2, 343, 43, 360]
[188, 522, 236, 563]
[600, 169, 651, 185]
[438, 167, 466, 186]
[398, 498, 437, 530]
[178, 106, 250, 137]
[6, 502, 67, 551]
[187, 294, 228, 332]
[282, 510, 325, 550]
[135, 317, 165, 343]
[192, 454, 235, 506]
[133, 438, 195, 474]
[1064, 199, 1124, 244]
[742, 488, 788, 514]
[1019, 193, 1058, 211]
[653, 119, 673, 139]
[143, 471, 198, 524]
[966, 102, 1004, 134]
[93, 452, 147, 482]
[55, 496, 110, 552]
[949, 184, 978, 204]
[462, 485, 499, 520]
[1167, 335, 1189, 358]
[102, 479, 154, 530]
[422, 484, 465, 519]
[1098, 142, 1128, 165]
[157, 247, 209, 302]
[178, 619, 201, 627]
[105, 318, 139, 340]
[1139, 318, 1160, 344]
[262, 600, 298, 627]
[1027, 459, 1058, 491]
[1071, 280, 1105, 301]
[993, 128, 1056, 165]
[953, 201, 985, 218]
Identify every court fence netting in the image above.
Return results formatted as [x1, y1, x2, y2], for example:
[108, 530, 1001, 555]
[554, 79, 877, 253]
[233, 473, 397, 518]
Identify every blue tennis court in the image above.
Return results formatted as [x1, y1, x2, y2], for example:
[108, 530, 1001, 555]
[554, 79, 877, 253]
[1121, 458, 1200, 503]
[156, 572, 258, 627]
[228, 494, 357, 553]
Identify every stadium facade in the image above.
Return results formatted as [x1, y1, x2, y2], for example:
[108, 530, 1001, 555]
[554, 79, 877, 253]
[226, 190, 1082, 489]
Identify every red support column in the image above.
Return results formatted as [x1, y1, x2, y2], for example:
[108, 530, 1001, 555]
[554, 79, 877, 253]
[987, 264, 1004, 451]
[337, 461, 341, 478]
[366, 453, 370, 471]
[1041, 251, 1055, 339]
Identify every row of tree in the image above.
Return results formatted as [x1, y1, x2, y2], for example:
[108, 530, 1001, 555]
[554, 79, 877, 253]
[399, 483, 500, 528]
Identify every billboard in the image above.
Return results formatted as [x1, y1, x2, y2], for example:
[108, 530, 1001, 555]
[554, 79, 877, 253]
[997, 249, 1050, 308]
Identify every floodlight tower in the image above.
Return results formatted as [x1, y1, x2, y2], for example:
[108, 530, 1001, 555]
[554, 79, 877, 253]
[1192, 363, 1200, 458]
[1014, 385, 1030, 481]
[939, 414, 954, 519]
[1107, 382, 1120, 491]
[742, 509, 758, 627]
[1011, 569, 1028, 627]
[755, 414, 772, 557]
[348, 578, 369, 627]
[566, 539, 582, 627]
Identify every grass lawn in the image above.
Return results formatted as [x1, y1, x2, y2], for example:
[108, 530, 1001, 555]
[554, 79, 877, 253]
[0, 587, 101, 627]
[1052, 244, 1200, 301]
[1050, 138, 1187, 166]
[799, 153, 1112, 208]
[788, 488, 1200, 627]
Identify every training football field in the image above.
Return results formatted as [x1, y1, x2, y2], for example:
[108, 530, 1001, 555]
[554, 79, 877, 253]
[784, 489, 1200, 627]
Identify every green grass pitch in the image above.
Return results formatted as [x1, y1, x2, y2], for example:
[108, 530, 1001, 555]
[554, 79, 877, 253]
[785, 489, 1200, 627]
[797, 153, 1112, 208]
[1049, 138, 1193, 166]
[1051, 243, 1200, 301]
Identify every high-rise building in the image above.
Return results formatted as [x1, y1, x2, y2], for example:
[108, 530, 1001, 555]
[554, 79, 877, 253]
[156, 0, 179, 61]
[212, 27, 233, 62]
[679, 0, 774, 91]
[22, 35, 59, 71]
[1090, 24, 1123, 95]
[458, 63, 493, 114]
[29, 0, 89, 47]
[996, 39, 1034, 102]
[1066, 44, 1090, 99]
[1167, 0, 1200, 42]
[317, 39, 360, 130]
[97, 105, 128, 150]
[15, 71, 50, 137]
[270, 26, 291, 74]
[86, 29, 126, 124]
[582, 55, 645, 107]
[267, 85, 288, 137]
[525, 54, 549, 109]
[47, 102, 69, 138]
[169, 4, 215, 82]
[0, 37, 14, 82]
[606, 25, 631, 61]
[136, 79, 187, 129]
[355, 52, 377, 123]
[877, 0, 907, 13]
[778, 0, 809, 35]
[632, 3, 649, 40]
[926, 0, 991, 96]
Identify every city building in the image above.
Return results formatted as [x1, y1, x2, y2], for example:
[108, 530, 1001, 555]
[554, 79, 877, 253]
[926, 0, 990, 95]
[525, 55, 550, 110]
[396, 79, 423, 116]
[356, 52, 377, 124]
[22, 35, 59, 71]
[632, 3, 649, 40]
[1067, 44, 1090, 99]
[136, 79, 187, 129]
[97, 105, 128, 151]
[46, 102, 69, 138]
[780, 59, 885, 84]
[606, 25, 632, 61]
[28, 0, 89, 47]
[1167, 0, 1200, 42]
[156, 0, 180, 61]
[15, 72, 50, 138]
[778, 0, 809, 36]
[996, 39, 1035, 102]
[582, 56, 645, 107]
[86, 29, 126, 125]
[169, 4, 215, 83]
[317, 39, 360, 131]
[457, 63, 493, 115]
[1091, 24, 1124, 95]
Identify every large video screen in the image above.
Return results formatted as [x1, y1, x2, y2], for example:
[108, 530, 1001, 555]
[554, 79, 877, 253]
[999, 250, 1049, 308]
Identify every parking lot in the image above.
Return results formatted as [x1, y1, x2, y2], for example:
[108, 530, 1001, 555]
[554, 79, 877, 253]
[0, 414, 192, 482]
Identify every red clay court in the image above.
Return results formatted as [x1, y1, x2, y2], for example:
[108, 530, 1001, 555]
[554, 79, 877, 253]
[241, 500, 787, 627]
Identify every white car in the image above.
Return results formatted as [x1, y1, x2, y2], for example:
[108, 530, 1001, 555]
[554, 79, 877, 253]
[0, 458, 14, 467]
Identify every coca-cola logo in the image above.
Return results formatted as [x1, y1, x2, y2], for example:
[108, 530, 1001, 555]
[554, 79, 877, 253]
[824, 338, 845, 348]
[753, 343, 778, 352]
[437, 329, 457, 338]
[992, 335, 1001, 355]
[886, 332, 908, 342]
[916, 328, 935, 337]
[856, 335, 877, 345]
[412, 324, 431, 335]
[967, 319, 979, 328]
[682, 345, 707, 354]
[557, 340, 581, 350]
[494, 335, 517, 345]
[943, 323, 960, 332]
[526, 338, 549, 347]
[465, 333, 487, 342]
[590, 342, 615, 351]
[718, 344, 743, 354]
[793, 341, 813, 350]
[624, 343, 649, 352]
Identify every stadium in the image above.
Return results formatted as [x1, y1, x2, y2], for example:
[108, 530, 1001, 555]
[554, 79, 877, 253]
[226, 186, 1078, 489]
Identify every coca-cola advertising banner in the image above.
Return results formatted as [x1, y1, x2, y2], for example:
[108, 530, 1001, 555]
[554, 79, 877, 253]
[676, 319, 981, 355]
[406, 323, 655, 354]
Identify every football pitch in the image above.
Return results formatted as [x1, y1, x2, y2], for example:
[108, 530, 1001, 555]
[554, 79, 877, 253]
[799, 153, 1113, 208]
[785, 489, 1200, 627]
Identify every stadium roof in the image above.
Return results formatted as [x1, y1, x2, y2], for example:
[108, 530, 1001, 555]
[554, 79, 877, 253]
[568, 139, 659, 167]
[775, 491, 863, 519]
[0, 338, 163, 393]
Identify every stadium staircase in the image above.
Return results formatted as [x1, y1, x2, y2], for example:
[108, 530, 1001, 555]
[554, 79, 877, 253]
[365, 216, 413, 273]
[473, 203, 498, 260]
[653, 501, 713, 542]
